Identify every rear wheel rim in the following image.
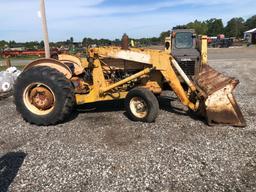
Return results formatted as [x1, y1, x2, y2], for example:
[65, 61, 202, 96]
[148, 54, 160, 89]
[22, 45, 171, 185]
[23, 83, 55, 116]
[129, 97, 148, 119]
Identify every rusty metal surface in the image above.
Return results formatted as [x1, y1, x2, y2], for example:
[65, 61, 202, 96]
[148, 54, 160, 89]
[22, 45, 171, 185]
[194, 65, 246, 127]
[30, 87, 54, 110]
[121, 34, 129, 50]
[204, 88, 246, 127]
[71, 77, 90, 94]
[194, 65, 238, 95]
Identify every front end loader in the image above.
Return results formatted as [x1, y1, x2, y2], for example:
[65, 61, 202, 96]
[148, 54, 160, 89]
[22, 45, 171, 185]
[13, 37, 246, 127]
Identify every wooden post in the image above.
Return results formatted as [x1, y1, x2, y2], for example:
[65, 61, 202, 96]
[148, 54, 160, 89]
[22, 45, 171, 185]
[4, 57, 11, 68]
[40, 0, 50, 58]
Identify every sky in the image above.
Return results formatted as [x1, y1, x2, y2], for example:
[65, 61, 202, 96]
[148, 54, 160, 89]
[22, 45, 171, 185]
[0, 0, 255, 42]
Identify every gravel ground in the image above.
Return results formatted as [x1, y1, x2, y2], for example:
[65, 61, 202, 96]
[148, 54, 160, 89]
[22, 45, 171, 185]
[0, 48, 256, 192]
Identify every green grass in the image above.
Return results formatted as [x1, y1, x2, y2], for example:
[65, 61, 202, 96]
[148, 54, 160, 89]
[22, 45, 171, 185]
[0, 65, 25, 71]
[0, 56, 40, 61]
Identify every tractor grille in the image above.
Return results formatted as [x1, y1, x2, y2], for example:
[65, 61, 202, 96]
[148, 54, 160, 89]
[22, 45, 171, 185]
[180, 61, 196, 76]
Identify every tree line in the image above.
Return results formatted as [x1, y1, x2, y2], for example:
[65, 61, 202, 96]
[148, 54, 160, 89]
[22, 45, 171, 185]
[173, 15, 256, 38]
[1, 15, 255, 50]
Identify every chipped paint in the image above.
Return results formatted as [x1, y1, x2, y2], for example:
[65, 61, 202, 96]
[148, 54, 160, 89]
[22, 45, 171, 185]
[115, 50, 151, 64]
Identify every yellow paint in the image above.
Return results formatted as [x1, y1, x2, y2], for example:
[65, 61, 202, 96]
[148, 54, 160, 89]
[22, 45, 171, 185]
[131, 40, 135, 47]
[58, 54, 83, 66]
[79, 46, 198, 110]
[100, 67, 152, 94]
[23, 44, 208, 111]
[200, 35, 208, 65]
[58, 54, 85, 75]
[76, 91, 128, 104]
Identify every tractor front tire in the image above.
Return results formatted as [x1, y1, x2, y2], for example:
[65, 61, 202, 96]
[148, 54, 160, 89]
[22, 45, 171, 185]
[125, 87, 159, 123]
[14, 66, 75, 126]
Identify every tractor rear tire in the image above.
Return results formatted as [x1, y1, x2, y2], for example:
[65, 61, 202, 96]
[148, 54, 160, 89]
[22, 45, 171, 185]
[14, 66, 75, 126]
[125, 87, 159, 123]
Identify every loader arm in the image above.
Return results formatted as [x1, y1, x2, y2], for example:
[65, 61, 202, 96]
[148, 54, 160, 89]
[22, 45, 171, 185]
[149, 52, 198, 110]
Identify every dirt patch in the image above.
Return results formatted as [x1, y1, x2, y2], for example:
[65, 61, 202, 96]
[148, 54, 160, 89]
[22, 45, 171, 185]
[103, 125, 143, 148]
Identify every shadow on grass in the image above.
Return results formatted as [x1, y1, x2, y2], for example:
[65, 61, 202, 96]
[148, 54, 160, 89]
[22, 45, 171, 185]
[0, 152, 26, 192]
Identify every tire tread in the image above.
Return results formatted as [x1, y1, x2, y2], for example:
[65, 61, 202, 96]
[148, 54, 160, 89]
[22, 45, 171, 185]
[14, 66, 75, 126]
[125, 87, 159, 123]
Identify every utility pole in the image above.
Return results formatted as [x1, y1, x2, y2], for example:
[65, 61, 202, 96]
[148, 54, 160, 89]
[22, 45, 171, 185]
[4, 56, 11, 68]
[40, 0, 50, 58]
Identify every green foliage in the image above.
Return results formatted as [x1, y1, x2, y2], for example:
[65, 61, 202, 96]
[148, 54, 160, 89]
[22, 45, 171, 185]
[206, 18, 224, 36]
[70, 37, 74, 43]
[82, 36, 161, 47]
[159, 30, 170, 42]
[173, 18, 224, 36]
[0, 41, 44, 50]
[8, 41, 16, 48]
[225, 17, 246, 38]
[186, 20, 208, 35]
[23, 41, 42, 50]
[0, 41, 8, 50]
[172, 16, 256, 38]
[245, 15, 256, 30]
[82, 37, 112, 47]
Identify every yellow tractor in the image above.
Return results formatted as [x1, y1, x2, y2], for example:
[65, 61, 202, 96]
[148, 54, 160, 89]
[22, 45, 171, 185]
[13, 36, 246, 127]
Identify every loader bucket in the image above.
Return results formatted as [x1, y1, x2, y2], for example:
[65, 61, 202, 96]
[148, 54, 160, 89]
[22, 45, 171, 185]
[194, 65, 246, 127]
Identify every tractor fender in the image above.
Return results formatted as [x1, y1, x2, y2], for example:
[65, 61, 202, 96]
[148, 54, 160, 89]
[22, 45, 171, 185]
[58, 54, 86, 75]
[23, 58, 73, 79]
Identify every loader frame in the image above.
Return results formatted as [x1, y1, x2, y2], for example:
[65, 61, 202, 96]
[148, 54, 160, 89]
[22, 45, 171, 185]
[75, 46, 200, 111]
